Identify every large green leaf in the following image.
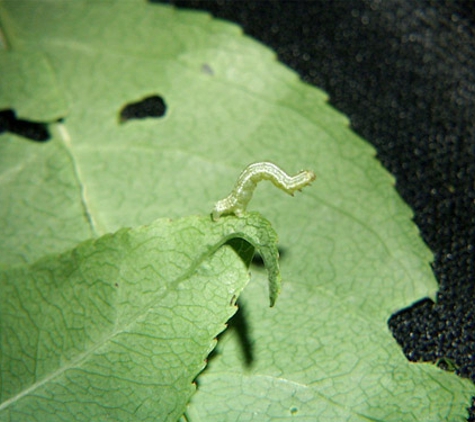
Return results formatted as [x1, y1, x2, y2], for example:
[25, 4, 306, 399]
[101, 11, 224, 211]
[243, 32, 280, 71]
[0, 1, 473, 421]
[0, 213, 280, 421]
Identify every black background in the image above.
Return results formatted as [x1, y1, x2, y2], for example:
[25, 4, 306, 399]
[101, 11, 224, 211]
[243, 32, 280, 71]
[159, 1, 475, 419]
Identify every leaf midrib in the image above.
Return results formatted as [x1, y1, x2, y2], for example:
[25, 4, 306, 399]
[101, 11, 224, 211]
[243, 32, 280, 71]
[0, 233, 246, 411]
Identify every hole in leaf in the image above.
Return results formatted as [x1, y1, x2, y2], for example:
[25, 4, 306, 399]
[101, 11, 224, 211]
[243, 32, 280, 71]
[0, 109, 51, 142]
[119, 95, 167, 123]
[388, 298, 438, 362]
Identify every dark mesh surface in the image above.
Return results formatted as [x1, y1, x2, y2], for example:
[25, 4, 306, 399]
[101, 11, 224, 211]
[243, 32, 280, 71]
[160, 0, 475, 418]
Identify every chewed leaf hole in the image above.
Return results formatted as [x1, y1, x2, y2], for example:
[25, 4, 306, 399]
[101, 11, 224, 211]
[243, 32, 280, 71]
[119, 94, 167, 123]
[0, 109, 50, 142]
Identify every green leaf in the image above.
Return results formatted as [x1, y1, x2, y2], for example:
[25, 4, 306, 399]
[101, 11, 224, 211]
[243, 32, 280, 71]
[1, 1, 473, 421]
[0, 51, 67, 120]
[0, 213, 280, 421]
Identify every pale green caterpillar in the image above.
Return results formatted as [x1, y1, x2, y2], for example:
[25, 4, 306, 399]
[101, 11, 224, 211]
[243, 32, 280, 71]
[212, 162, 316, 220]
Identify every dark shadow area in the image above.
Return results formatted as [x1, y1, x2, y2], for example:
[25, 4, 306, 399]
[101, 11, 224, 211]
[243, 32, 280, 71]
[0, 109, 50, 142]
[227, 301, 254, 367]
[205, 301, 254, 370]
[119, 94, 167, 123]
[252, 246, 285, 267]
[226, 237, 255, 269]
[198, 237, 256, 374]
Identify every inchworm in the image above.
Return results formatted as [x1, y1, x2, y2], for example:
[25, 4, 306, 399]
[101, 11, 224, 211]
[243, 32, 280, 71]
[212, 162, 316, 220]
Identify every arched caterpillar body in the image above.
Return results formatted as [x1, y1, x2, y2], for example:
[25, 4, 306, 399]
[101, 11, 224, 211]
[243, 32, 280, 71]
[212, 162, 316, 220]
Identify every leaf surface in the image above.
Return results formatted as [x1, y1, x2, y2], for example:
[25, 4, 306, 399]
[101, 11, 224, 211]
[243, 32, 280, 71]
[0, 213, 279, 421]
[0, 1, 473, 421]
